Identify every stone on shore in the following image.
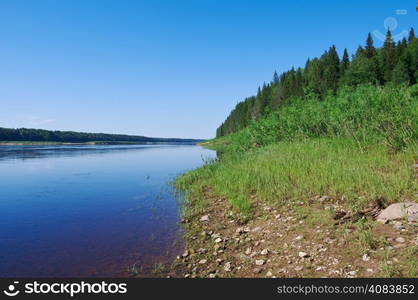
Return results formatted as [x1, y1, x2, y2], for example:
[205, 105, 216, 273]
[376, 203, 418, 223]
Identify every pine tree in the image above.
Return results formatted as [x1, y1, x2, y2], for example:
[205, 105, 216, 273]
[340, 48, 350, 75]
[391, 60, 409, 84]
[304, 58, 323, 95]
[322, 45, 340, 93]
[382, 30, 397, 83]
[408, 27, 416, 43]
[365, 33, 377, 58]
[273, 71, 279, 84]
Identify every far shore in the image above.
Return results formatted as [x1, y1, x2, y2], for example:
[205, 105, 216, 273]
[0, 141, 203, 146]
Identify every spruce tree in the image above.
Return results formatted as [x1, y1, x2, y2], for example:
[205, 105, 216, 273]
[365, 33, 377, 58]
[340, 48, 350, 75]
[408, 27, 415, 43]
[391, 60, 409, 84]
[273, 71, 279, 84]
[382, 30, 397, 83]
[322, 45, 340, 93]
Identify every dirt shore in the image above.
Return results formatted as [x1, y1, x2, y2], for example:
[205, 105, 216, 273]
[171, 189, 418, 278]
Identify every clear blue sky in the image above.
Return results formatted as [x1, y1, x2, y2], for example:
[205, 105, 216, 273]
[0, 0, 417, 139]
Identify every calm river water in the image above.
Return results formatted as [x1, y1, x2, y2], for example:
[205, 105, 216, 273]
[0, 144, 215, 277]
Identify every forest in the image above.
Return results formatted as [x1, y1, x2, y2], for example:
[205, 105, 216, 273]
[216, 29, 418, 137]
[0, 127, 201, 143]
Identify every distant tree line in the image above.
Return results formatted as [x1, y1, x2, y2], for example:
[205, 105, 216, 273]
[0, 127, 201, 143]
[217, 28, 418, 137]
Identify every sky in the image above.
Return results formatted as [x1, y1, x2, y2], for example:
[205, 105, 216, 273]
[0, 0, 417, 139]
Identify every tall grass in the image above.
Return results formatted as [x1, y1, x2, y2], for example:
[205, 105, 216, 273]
[177, 138, 416, 214]
[176, 85, 417, 215]
[220, 84, 417, 152]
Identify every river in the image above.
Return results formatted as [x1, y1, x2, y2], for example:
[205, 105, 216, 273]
[0, 144, 215, 277]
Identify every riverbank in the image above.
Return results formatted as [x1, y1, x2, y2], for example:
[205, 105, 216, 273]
[172, 138, 417, 278]
[0, 141, 202, 146]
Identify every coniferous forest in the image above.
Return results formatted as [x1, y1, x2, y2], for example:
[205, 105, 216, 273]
[216, 29, 418, 137]
[0, 127, 201, 143]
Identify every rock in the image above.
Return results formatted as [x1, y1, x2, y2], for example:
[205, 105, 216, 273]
[245, 247, 252, 255]
[200, 215, 210, 222]
[266, 271, 273, 277]
[255, 259, 265, 266]
[362, 254, 370, 262]
[237, 253, 251, 261]
[367, 268, 374, 273]
[199, 259, 207, 264]
[208, 273, 216, 278]
[197, 248, 207, 254]
[182, 250, 189, 258]
[395, 237, 405, 243]
[347, 271, 357, 277]
[260, 249, 269, 255]
[392, 221, 405, 230]
[224, 262, 232, 272]
[236, 227, 245, 234]
[214, 237, 223, 243]
[376, 203, 418, 223]
[393, 243, 406, 249]
[294, 266, 304, 272]
[294, 235, 304, 241]
[298, 251, 309, 258]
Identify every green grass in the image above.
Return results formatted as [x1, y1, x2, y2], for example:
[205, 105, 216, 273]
[176, 137, 417, 215]
[216, 84, 418, 152]
[176, 84, 417, 216]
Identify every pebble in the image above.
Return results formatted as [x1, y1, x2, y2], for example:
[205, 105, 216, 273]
[214, 238, 223, 243]
[295, 235, 304, 241]
[182, 250, 189, 258]
[395, 237, 405, 243]
[298, 251, 309, 258]
[224, 262, 232, 272]
[260, 249, 269, 255]
[199, 259, 207, 264]
[362, 254, 370, 262]
[200, 215, 209, 222]
[255, 259, 265, 266]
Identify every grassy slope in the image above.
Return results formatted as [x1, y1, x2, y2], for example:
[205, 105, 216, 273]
[178, 138, 416, 216]
[177, 84, 417, 216]
[173, 84, 418, 278]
